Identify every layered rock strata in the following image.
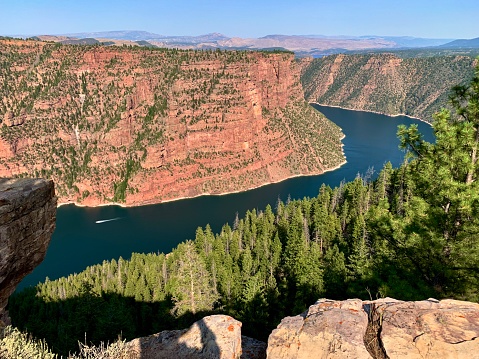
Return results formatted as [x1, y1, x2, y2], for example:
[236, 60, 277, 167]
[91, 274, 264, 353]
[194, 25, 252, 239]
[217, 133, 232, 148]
[0, 178, 56, 326]
[267, 298, 479, 359]
[301, 53, 477, 122]
[0, 38, 344, 206]
[268, 299, 370, 358]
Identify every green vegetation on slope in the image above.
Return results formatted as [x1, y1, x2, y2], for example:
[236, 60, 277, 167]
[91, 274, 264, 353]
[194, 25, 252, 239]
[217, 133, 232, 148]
[7, 58, 479, 358]
[301, 53, 476, 122]
[0, 39, 344, 204]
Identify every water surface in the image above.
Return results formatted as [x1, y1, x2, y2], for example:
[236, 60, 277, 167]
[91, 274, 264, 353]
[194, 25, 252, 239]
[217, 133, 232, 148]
[19, 105, 434, 289]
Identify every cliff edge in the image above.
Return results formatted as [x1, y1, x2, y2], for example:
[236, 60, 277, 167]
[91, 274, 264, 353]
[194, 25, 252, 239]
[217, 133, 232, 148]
[0, 178, 56, 326]
[101, 297, 479, 358]
[268, 298, 479, 359]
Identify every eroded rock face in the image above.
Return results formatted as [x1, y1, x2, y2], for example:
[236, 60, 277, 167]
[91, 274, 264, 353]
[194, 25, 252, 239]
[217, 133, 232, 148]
[267, 298, 479, 359]
[124, 315, 266, 358]
[0, 39, 344, 206]
[0, 178, 56, 326]
[2, 112, 25, 127]
[378, 298, 479, 359]
[267, 299, 371, 359]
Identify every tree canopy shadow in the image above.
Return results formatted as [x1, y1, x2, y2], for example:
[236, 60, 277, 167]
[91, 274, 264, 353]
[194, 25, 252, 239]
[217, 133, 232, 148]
[7, 284, 223, 357]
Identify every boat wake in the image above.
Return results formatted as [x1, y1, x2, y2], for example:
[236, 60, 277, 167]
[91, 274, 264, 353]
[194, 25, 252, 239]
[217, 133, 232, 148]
[95, 217, 122, 224]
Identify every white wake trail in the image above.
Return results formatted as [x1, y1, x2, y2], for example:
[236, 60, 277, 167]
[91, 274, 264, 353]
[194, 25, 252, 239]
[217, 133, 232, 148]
[95, 217, 122, 224]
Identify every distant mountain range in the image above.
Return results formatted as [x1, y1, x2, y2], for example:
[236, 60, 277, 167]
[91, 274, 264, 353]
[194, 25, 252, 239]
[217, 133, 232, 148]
[20, 30, 479, 56]
[64, 31, 230, 43]
[439, 37, 479, 49]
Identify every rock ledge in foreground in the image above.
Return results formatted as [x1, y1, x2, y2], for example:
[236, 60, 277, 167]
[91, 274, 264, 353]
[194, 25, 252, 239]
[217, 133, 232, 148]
[267, 298, 479, 359]
[0, 178, 56, 326]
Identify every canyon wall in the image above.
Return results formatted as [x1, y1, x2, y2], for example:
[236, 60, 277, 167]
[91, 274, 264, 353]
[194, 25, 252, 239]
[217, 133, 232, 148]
[0, 39, 344, 206]
[301, 53, 477, 122]
[0, 178, 56, 326]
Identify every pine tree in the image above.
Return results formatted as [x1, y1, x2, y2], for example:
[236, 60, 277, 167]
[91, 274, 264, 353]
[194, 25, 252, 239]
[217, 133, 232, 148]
[390, 61, 479, 299]
[170, 241, 219, 315]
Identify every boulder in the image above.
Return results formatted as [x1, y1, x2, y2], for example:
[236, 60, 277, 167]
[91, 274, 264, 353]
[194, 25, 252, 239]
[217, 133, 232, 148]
[267, 298, 479, 359]
[267, 299, 371, 359]
[125, 315, 267, 358]
[378, 298, 479, 359]
[0, 178, 56, 326]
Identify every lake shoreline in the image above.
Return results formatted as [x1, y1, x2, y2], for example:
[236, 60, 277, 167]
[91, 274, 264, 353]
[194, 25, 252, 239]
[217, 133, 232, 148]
[57, 159, 348, 209]
[310, 102, 433, 126]
[56, 102, 432, 211]
[22, 106, 434, 290]
[58, 107, 348, 210]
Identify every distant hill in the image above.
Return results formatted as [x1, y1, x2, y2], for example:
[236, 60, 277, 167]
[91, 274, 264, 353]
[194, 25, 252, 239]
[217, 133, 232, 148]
[217, 35, 397, 54]
[374, 36, 453, 48]
[301, 53, 476, 122]
[298, 35, 453, 48]
[22, 30, 464, 56]
[134, 40, 157, 48]
[60, 38, 100, 45]
[64, 31, 230, 44]
[29, 35, 73, 42]
[439, 37, 479, 49]
[65, 30, 166, 41]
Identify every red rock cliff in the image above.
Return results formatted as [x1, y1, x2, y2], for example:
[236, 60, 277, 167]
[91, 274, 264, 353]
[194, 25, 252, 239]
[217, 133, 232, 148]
[0, 39, 344, 206]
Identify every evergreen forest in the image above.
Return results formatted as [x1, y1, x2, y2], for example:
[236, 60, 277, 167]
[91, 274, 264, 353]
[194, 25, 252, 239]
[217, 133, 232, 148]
[7, 63, 479, 356]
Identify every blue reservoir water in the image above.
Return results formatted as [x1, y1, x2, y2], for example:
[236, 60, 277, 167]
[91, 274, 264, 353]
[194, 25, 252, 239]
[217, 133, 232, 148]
[19, 105, 434, 289]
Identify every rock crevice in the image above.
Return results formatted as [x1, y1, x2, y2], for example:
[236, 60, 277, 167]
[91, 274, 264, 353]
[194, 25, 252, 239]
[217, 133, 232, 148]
[363, 303, 389, 359]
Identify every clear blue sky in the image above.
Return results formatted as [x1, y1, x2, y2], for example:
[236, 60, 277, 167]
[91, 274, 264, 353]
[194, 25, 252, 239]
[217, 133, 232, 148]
[1, 0, 478, 39]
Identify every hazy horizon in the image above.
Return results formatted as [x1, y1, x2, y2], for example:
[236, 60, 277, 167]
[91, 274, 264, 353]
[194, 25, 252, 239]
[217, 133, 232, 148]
[1, 0, 478, 40]
[18, 30, 458, 41]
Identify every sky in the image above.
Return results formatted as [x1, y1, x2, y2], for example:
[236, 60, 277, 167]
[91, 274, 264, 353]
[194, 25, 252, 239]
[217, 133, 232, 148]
[1, 0, 478, 39]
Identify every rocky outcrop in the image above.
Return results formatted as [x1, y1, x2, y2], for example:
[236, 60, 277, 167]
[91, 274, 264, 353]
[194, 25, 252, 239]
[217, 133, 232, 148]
[378, 298, 479, 359]
[111, 297, 479, 358]
[267, 299, 370, 358]
[2, 112, 25, 127]
[117, 297, 479, 358]
[0, 178, 56, 326]
[0, 39, 344, 206]
[301, 53, 476, 122]
[123, 315, 266, 358]
[267, 298, 479, 359]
